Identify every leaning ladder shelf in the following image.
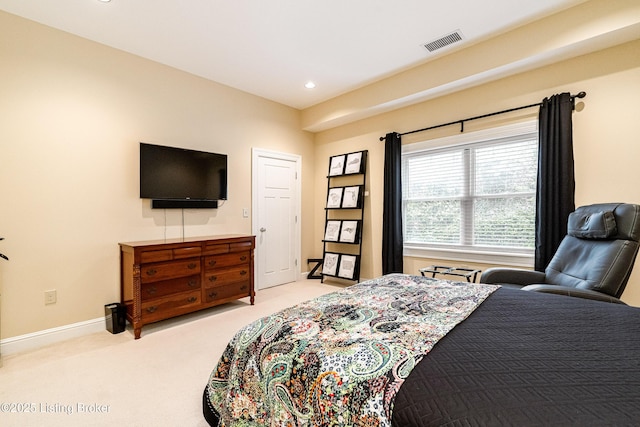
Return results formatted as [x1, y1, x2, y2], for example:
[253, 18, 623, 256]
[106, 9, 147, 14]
[321, 150, 367, 283]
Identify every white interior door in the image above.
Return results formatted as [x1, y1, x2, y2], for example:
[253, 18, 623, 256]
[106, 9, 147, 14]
[252, 149, 300, 289]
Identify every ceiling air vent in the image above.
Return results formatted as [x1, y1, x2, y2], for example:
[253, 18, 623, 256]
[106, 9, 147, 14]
[422, 30, 463, 52]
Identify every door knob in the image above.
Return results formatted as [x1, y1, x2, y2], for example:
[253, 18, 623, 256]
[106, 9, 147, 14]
[260, 227, 266, 232]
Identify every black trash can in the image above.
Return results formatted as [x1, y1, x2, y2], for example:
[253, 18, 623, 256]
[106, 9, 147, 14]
[104, 303, 126, 334]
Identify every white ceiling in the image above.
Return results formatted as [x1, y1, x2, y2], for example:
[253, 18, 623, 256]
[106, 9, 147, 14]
[0, 0, 586, 110]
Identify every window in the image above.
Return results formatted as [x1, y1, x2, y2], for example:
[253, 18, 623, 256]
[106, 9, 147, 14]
[402, 122, 538, 264]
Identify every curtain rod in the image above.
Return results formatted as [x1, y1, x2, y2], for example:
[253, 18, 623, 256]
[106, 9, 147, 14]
[379, 91, 586, 141]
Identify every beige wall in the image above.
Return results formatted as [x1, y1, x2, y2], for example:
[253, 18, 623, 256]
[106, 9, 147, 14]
[0, 11, 315, 338]
[314, 39, 640, 305]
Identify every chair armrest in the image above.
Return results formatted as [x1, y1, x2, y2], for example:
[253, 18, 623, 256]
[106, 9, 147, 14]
[480, 267, 546, 286]
[521, 284, 627, 304]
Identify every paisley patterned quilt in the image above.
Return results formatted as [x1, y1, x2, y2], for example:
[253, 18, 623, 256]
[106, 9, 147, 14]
[204, 274, 498, 426]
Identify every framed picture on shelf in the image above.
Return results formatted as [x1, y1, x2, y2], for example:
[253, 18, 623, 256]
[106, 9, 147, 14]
[344, 151, 364, 174]
[324, 220, 341, 242]
[338, 254, 358, 280]
[339, 220, 360, 243]
[326, 187, 343, 208]
[328, 154, 346, 176]
[341, 186, 361, 208]
[322, 252, 340, 276]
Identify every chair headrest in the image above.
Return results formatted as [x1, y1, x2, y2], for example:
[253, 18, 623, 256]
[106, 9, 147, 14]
[568, 210, 616, 239]
[568, 203, 640, 242]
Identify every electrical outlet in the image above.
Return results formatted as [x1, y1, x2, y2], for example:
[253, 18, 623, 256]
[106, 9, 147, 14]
[44, 289, 57, 305]
[242, 208, 249, 218]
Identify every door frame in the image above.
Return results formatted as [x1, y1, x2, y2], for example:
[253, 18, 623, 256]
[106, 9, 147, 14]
[251, 148, 302, 289]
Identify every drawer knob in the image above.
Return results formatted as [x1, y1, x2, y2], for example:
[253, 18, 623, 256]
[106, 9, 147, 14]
[240, 256, 247, 261]
[187, 296, 197, 303]
[147, 286, 157, 295]
[188, 280, 198, 287]
[146, 306, 157, 313]
[208, 291, 217, 299]
[146, 268, 157, 276]
[241, 285, 247, 291]
[208, 260, 217, 267]
[209, 276, 217, 282]
[240, 270, 247, 276]
[188, 263, 197, 270]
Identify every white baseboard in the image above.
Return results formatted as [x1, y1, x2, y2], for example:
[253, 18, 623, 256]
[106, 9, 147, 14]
[1, 317, 105, 356]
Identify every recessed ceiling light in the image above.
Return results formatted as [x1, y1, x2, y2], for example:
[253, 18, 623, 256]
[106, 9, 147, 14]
[98, 0, 111, 3]
[304, 81, 316, 89]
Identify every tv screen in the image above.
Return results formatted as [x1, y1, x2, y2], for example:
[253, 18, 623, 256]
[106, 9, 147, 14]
[140, 143, 227, 202]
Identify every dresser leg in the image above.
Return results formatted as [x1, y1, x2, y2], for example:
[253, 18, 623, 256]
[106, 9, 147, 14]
[134, 327, 141, 339]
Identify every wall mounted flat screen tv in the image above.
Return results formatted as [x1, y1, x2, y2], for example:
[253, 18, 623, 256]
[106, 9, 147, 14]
[140, 142, 227, 209]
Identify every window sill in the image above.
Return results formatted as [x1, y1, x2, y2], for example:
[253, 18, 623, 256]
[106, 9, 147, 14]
[403, 245, 534, 268]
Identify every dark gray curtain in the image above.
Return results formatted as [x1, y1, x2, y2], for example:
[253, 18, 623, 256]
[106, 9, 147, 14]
[382, 132, 404, 274]
[535, 93, 575, 271]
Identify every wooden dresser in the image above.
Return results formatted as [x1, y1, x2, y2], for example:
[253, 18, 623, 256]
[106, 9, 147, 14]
[119, 234, 255, 339]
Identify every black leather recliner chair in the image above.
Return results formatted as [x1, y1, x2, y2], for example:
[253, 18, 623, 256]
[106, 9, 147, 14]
[481, 203, 640, 304]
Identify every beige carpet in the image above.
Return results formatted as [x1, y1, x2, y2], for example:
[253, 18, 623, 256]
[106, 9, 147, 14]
[0, 280, 344, 427]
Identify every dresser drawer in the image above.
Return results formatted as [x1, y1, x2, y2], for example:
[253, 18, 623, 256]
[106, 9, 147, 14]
[140, 275, 200, 301]
[141, 290, 201, 323]
[204, 243, 229, 255]
[204, 238, 253, 256]
[204, 282, 251, 303]
[230, 240, 253, 252]
[172, 246, 202, 259]
[204, 265, 251, 286]
[140, 249, 173, 263]
[204, 251, 251, 270]
[140, 246, 202, 263]
[141, 258, 200, 283]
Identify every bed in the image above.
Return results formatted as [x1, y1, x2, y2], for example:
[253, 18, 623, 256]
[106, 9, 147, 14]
[203, 274, 640, 426]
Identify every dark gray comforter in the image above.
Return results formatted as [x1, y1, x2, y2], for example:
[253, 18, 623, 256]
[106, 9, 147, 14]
[392, 287, 640, 426]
